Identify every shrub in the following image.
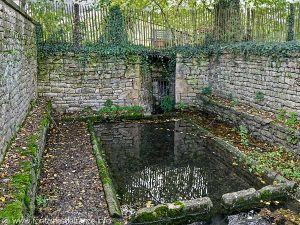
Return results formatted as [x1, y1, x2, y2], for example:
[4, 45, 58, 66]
[160, 96, 174, 113]
[255, 91, 265, 102]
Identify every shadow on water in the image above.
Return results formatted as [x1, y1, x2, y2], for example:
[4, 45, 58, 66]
[94, 119, 264, 213]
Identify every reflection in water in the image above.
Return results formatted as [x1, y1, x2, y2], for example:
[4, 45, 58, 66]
[124, 165, 208, 205]
[94, 120, 262, 209]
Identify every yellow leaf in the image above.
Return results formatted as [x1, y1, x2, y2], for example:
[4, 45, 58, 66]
[0, 197, 6, 203]
[146, 201, 153, 208]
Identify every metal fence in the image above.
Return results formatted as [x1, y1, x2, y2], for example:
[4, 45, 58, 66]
[24, 2, 300, 48]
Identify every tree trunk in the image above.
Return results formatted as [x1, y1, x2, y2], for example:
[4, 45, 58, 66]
[20, 0, 26, 10]
[287, 3, 295, 41]
[213, 0, 241, 43]
[73, 3, 81, 47]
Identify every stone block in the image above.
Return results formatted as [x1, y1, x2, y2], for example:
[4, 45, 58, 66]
[222, 188, 260, 209]
[258, 182, 296, 200]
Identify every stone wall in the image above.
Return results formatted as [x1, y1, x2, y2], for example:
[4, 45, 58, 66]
[0, 0, 37, 162]
[176, 53, 300, 115]
[38, 54, 146, 112]
[198, 97, 300, 155]
[38, 54, 175, 113]
[175, 53, 300, 154]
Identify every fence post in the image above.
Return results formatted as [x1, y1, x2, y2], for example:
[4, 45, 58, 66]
[20, 0, 26, 10]
[73, 3, 81, 46]
[245, 7, 252, 41]
[287, 3, 295, 41]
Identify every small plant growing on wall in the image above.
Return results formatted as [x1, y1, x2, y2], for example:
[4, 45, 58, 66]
[201, 86, 212, 96]
[160, 96, 174, 113]
[276, 108, 287, 121]
[287, 128, 298, 145]
[104, 99, 113, 108]
[230, 99, 239, 107]
[285, 112, 298, 127]
[239, 125, 250, 147]
[177, 101, 188, 112]
[255, 91, 265, 102]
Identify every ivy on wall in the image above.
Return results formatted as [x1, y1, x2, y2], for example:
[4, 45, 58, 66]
[35, 4, 300, 78]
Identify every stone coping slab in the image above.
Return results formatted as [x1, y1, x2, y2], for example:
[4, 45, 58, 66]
[222, 181, 297, 212]
[2, 0, 36, 24]
[132, 197, 213, 223]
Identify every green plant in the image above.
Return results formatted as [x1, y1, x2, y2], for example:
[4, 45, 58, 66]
[239, 125, 250, 147]
[287, 128, 298, 145]
[103, 99, 113, 108]
[30, 99, 38, 108]
[98, 103, 143, 121]
[255, 91, 265, 102]
[177, 101, 188, 112]
[285, 112, 298, 127]
[201, 86, 212, 96]
[246, 148, 300, 182]
[36, 195, 47, 208]
[230, 99, 239, 107]
[160, 96, 174, 113]
[277, 108, 287, 121]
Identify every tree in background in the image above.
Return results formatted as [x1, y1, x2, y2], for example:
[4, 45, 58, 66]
[213, 0, 241, 42]
[100, 5, 128, 45]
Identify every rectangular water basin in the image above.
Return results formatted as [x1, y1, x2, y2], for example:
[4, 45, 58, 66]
[94, 119, 264, 212]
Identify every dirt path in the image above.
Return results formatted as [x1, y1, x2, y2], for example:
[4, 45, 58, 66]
[36, 122, 111, 225]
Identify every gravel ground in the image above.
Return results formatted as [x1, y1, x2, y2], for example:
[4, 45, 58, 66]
[36, 122, 111, 225]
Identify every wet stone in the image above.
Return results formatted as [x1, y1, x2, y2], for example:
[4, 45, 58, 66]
[181, 197, 213, 214]
[222, 188, 260, 208]
[227, 212, 270, 225]
[258, 181, 297, 200]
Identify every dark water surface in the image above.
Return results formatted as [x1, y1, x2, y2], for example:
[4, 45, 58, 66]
[94, 119, 263, 211]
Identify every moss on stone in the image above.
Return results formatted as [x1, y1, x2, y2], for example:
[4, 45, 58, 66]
[133, 211, 158, 223]
[154, 204, 169, 217]
[0, 201, 24, 225]
[259, 189, 273, 201]
[168, 201, 185, 217]
[88, 121, 122, 218]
